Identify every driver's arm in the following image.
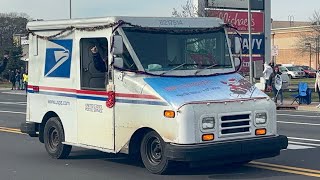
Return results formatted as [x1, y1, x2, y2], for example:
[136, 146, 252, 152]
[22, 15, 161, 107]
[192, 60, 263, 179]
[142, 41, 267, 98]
[91, 46, 107, 72]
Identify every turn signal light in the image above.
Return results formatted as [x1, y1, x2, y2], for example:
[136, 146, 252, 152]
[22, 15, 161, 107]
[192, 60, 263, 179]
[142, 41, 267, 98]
[256, 128, 267, 136]
[202, 134, 214, 141]
[164, 110, 175, 118]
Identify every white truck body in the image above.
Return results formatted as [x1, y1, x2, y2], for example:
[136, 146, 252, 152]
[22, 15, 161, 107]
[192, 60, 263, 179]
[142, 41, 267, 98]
[21, 16, 288, 174]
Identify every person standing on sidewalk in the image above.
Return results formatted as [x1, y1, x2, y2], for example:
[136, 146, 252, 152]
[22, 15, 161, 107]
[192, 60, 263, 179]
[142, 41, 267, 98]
[19, 68, 24, 90]
[315, 69, 320, 108]
[271, 66, 283, 105]
[23, 72, 28, 95]
[15, 70, 21, 90]
[263, 62, 273, 92]
[9, 70, 16, 90]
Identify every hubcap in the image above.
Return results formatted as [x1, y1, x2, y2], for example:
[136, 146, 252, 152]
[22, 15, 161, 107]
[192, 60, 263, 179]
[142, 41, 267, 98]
[146, 137, 162, 165]
[48, 127, 60, 151]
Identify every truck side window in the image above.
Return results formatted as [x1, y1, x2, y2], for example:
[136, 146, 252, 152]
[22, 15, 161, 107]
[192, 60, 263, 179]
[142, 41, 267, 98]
[80, 38, 108, 90]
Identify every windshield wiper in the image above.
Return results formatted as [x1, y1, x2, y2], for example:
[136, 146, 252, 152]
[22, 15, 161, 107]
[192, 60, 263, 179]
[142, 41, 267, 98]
[160, 63, 187, 75]
[194, 64, 219, 75]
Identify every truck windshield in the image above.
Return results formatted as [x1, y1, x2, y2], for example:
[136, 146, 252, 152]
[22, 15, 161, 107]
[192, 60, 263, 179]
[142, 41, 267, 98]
[123, 28, 232, 74]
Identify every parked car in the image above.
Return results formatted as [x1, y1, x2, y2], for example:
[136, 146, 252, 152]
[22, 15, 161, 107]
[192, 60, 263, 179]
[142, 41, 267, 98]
[280, 73, 290, 90]
[297, 66, 317, 78]
[279, 66, 305, 79]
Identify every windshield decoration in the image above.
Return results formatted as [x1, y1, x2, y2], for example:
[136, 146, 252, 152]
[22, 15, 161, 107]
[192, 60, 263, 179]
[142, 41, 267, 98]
[144, 74, 267, 109]
[29, 19, 243, 78]
[221, 78, 256, 97]
[28, 20, 227, 40]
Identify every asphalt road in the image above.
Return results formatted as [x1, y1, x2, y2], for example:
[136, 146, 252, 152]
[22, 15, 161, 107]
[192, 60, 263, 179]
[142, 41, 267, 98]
[0, 90, 320, 180]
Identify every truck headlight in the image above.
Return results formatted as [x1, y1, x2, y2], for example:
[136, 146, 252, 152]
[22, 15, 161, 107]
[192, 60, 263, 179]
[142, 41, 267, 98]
[255, 112, 267, 125]
[202, 117, 215, 130]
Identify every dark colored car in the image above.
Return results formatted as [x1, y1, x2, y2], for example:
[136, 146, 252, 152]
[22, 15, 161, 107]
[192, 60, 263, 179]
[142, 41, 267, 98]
[297, 66, 317, 78]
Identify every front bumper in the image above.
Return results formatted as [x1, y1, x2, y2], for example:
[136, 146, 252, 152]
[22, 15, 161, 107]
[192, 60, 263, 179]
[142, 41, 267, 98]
[165, 135, 288, 163]
[293, 74, 304, 78]
[20, 122, 38, 137]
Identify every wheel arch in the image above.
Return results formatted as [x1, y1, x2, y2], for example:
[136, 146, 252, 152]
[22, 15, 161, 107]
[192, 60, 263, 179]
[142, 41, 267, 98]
[39, 111, 63, 143]
[128, 127, 156, 156]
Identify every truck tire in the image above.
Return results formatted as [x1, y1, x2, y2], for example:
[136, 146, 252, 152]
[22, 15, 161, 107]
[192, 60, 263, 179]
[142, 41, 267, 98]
[140, 131, 174, 174]
[44, 117, 72, 159]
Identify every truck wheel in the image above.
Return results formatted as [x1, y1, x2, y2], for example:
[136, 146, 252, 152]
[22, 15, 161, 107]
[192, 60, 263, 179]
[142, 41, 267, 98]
[140, 131, 173, 174]
[44, 117, 72, 159]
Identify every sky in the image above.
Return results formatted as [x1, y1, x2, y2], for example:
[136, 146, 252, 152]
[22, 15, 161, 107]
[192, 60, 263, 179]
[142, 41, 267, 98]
[0, 0, 319, 21]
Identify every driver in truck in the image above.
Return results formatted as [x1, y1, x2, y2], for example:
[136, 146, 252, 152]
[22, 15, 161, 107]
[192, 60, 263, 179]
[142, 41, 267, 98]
[91, 46, 108, 73]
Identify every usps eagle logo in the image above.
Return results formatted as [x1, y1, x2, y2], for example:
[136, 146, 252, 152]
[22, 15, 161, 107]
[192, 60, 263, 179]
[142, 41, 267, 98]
[44, 39, 73, 78]
[221, 78, 256, 97]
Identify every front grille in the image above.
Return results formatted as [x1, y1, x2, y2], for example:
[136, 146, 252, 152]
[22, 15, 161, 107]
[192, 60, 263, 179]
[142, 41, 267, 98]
[220, 114, 251, 137]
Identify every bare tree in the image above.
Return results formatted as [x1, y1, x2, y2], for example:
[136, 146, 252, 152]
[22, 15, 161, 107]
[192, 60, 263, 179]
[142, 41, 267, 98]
[296, 10, 320, 59]
[172, 0, 208, 17]
[310, 10, 320, 26]
[0, 12, 29, 79]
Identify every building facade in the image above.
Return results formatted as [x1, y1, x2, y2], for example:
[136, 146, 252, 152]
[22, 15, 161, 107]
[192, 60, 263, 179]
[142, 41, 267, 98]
[271, 25, 319, 69]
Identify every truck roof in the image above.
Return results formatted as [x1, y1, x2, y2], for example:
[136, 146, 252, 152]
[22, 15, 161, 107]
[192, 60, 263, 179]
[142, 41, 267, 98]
[27, 16, 225, 31]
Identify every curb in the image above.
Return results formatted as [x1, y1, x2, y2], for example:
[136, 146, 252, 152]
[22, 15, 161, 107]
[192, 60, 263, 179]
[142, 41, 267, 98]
[298, 106, 320, 112]
[277, 105, 298, 110]
[277, 104, 320, 112]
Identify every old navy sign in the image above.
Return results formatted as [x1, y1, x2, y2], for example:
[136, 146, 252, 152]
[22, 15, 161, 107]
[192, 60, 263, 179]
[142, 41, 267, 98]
[241, 34, 265, 55]
[207, 0, 264, 10]
[208, 10, 264, 33]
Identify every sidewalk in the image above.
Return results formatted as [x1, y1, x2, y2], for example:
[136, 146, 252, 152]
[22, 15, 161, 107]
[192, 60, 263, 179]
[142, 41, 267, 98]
[278, 100, 320, 112]
[297, 102, 320, 112]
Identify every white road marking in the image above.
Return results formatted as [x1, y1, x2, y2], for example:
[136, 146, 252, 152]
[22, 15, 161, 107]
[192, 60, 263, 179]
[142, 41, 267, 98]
[278, 121, 320, 126]
[0, 110, 26, 115]
[286, 144, 315, 150]
[288, 137, 320, 143]
[0, 102, 26, 106]
[285, 137, 320, 150]
[289, 141, 320, 147]
[1, 92, 26, 96]
[277, 114, 319, 118]
[278, 110, 320, 113]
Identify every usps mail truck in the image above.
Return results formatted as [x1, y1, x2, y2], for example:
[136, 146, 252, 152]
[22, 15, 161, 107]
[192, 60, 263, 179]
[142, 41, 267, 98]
[21, 16, 288, 174]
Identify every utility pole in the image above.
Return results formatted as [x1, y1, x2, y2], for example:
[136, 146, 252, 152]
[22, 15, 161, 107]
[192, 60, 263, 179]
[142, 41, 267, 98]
[248, 0, 253, 84]
[309, 44, 312, 68]
[316, 39, 318, 69]
[69, 0, 72, 19]
[305, 43, 311, 68]
[318, 36, 320, 69]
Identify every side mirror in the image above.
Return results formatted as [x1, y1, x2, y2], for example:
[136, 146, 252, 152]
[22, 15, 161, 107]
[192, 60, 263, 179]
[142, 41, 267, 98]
[235, 37, 242, 54]
[113, 57, 124, 68]
[111, 35, 123, 55]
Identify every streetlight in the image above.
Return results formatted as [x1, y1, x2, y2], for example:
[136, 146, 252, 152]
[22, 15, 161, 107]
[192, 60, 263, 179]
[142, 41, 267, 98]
[305, 43, 312, 68]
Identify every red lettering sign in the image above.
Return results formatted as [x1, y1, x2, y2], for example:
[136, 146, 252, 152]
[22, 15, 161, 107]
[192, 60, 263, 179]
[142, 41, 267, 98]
[207, 10, 264, 33]
[239, 57, 264, 73]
